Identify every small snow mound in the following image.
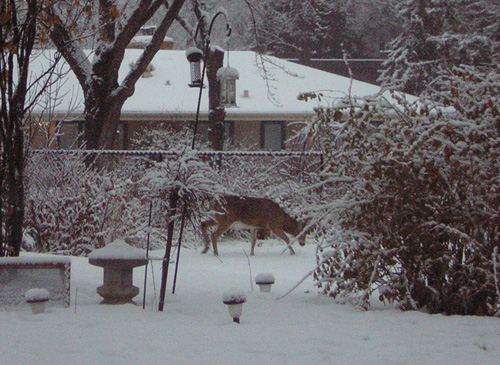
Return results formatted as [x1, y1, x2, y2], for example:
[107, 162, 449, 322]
[88, 239, 146, 260]
[223, 287, 247, 304]
[255, 273, 275, 284]
[25, 288, 50, 302]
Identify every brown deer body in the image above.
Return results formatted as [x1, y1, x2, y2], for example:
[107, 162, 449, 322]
[201, 195, 305, 256]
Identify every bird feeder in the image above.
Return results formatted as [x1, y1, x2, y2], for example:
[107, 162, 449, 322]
[186, 46, 204, 88]
[217, 66, 239, 107]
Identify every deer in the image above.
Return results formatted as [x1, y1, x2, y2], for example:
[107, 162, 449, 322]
[201, 195, 305, 256]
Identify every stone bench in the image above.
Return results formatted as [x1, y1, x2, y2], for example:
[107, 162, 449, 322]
[0, 256, 71, 308]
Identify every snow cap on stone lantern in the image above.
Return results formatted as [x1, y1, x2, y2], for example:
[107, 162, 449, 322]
[186, 46, 204, 88]
[217, 66, 239, 107]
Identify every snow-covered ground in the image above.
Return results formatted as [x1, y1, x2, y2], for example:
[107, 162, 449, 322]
[2, 240, 500, 364]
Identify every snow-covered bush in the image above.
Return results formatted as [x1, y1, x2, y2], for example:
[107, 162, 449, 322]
[24, 125, 318, 256]
[24, 153, 147, 255]
[140, 147, 226, 244]
[217, 153, 317, 213]
[134, 125, 318, 244]
[308, 65, 499, 315]
[301, 0, 500, 316]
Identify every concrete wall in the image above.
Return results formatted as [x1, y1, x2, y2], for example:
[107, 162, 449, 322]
[0, 257, 71, 309]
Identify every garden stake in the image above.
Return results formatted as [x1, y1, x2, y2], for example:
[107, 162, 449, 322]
[172, 203, 187, 294]
[143, 201, 153, 310]
[243, 249, 254, 292]
[158, 189, 179, 311]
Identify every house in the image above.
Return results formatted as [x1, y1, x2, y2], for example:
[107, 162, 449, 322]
[29, 48, 391, 151]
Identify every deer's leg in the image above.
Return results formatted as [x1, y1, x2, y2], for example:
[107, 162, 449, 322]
[210, 221, 232, 256]
[271, 228, 296, 255]
[250, 229, 258, 255]
[201, 219, 216, 254]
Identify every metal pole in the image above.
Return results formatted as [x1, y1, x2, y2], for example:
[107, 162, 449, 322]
[142, 201, 153, 309]
[172, 203, 187, 294]
[190, 11, 231, 150]
[158, 190, 179, 311]
[191, 60, 208, 149]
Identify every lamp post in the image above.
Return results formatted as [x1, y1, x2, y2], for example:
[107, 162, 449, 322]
[187, 11, 238, 150]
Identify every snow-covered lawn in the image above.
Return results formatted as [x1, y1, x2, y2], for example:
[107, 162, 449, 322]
[2, 241, 500, 364]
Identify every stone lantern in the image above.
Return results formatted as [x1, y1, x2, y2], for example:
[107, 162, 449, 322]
[216, 66, 239, 107]
[88, 239, 147, 304]
[186, 46, 204, 88]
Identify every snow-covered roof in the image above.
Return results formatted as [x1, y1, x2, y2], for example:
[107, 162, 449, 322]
[30, 49, 402, 121]
[131, 35, 174, 44]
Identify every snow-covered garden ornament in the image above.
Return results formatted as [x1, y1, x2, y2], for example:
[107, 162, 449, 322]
[25, 288, 50, 314]
[217, 66, 239, 107]
[223, 287, 247, 324]
[186, 46, 204, 88]
[88, 239, 148, 305]
[255, 273, 275, 293]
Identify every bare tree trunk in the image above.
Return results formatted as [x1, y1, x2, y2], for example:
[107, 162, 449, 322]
[84, 94, 127, 149]
[0, 173, 3, 256]
[5, 116, 25, 256]
[0, 0, 36, 256]
[48, 0, 186, 150]
[158, 189, 179, 311]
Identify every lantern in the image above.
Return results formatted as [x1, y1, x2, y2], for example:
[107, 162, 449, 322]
[186, 46, 204, 88]
[217, 66, 239, 107]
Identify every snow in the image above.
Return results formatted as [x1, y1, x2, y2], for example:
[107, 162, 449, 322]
[25, 288, 50, 303]
[131, 35, 174, 44]
[2, 241, 500, 364]
[185, 46, 203, 59]
[87, 239, 147, 260]
[255, 272, 275, 284]
[29, 49, 412, 120]
[223, 287, 247, 304]
[0, 256, 70, 265]
[217, 66, 240, 80]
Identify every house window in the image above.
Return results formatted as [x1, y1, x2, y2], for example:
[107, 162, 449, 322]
[261, 121, 284, 151]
